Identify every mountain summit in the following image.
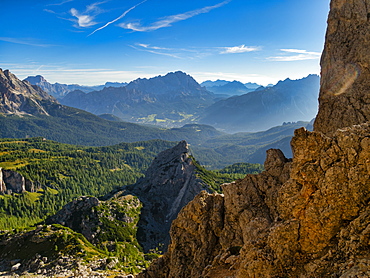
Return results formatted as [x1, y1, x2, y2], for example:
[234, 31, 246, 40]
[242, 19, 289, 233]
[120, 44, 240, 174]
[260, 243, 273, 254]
[0, 69, 56, 115]
[61, 71, 215, 127]
[127, 140, 210, 252]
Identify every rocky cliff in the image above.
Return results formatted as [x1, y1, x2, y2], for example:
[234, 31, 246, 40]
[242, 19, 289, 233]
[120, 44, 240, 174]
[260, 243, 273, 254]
[0, 69, 56, 115]
[0, 168, 41, 194]
[127, 140, 210, 252]
[314, 0, 370, 135]
[138, 0, 370, 277]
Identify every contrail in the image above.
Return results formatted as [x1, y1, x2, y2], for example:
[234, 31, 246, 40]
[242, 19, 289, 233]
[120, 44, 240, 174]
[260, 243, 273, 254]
[88, 0, 147, 36]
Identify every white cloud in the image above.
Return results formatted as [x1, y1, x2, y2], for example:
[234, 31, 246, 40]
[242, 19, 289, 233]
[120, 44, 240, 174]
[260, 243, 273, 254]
[268, 49, 321, 61]
[70, 8, 97, 27]
[89, 0, 147, 36]
[69, 1, 108, 28]
[220, 45, 260, 54]
[119, 0, 231, 32]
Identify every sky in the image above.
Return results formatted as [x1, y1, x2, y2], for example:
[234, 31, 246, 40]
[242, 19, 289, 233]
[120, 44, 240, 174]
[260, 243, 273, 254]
[1, 0, 330, 86]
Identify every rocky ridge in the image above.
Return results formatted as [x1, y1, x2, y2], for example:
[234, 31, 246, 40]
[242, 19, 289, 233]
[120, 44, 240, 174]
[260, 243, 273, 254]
[126, 140, 210, 252]
[0, 69, 56, 116]
[138, 0, 370, 277]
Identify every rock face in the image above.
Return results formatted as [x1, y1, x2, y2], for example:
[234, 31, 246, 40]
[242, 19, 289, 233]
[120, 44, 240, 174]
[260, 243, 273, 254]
[128, 140, 209, 252]
[314, 0, 370, 135]
[138, 0, 370, 276]
[0, 69, 56, 115]
[0, 168, 40, 194]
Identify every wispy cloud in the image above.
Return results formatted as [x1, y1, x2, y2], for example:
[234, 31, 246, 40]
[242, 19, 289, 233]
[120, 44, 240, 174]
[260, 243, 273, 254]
[119, 0, 231, 32]
[43, 9, 57, 14]
[268, 49, 321, 61]
[3, 63, 155, 85]
[132, 42, 261, 59]
[220, 45, 260, 54]
[0, 37, 53, 47]
[89, 0, 147, 36]
[47, 0, 73, 6]
[131, 44, 181, 58]
[70, 1, 107, 28]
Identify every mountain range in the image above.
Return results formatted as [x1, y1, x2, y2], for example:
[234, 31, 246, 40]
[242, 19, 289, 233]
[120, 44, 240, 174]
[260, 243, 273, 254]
[59, 71, 215, 128]
[24, 75, 127, 99]
[0, 68, 315, 168]
[200, 74, 320, 132]
[201, 80, 262, 96]
[26, 71, 320, 132]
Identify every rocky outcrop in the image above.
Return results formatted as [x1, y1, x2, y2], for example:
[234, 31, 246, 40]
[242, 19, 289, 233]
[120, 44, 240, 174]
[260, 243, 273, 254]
[0, 224, 134, 277]
[314, 0, 370, 135]
[0, 69, 56, 115]
[138, 0, 370, 276]
[128, 140, 210, 252]
[46, 195, 141, 244]
[46, 196, 101, 242]
[0, 168, 40, 194]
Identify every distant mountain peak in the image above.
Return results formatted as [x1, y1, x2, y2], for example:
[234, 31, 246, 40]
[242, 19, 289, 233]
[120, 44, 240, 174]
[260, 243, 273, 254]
[25, 75, 48, 84]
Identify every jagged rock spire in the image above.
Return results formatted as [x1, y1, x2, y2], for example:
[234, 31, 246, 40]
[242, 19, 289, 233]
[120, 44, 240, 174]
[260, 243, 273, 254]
[130, 140, 209, 252]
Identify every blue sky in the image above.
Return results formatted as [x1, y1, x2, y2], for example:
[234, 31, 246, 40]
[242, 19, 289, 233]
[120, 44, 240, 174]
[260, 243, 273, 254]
[1, 0, 329, 86]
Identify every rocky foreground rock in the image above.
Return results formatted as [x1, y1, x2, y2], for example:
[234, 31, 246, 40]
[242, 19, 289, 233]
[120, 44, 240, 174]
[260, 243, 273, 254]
[138, 0, 370, 277]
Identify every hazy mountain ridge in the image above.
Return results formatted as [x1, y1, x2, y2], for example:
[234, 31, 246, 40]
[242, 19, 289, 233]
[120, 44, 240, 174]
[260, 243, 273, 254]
[202, 80, 261, 96]
[200, 74, 320, 133]
[24, 75, 127, 99]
